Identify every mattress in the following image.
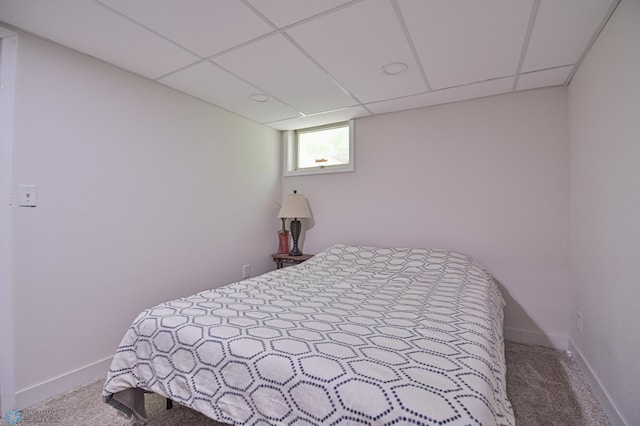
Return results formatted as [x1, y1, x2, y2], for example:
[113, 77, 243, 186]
[103, 244, 514, 425]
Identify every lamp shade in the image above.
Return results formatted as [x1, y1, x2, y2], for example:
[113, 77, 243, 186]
[278, 193, 312, 219]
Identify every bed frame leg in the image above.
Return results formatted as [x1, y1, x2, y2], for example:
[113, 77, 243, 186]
[166, 398, 173, 410]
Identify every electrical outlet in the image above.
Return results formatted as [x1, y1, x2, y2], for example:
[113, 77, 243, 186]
[242, 264, 251, 279]
[576, 311, 583, 332]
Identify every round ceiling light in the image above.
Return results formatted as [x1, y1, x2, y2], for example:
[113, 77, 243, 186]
[250, 93, 270, 102]
[382, 62, 409, 76]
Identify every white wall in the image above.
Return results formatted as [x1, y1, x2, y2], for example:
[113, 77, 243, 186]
[568, 0, 640, 424]
[9, 31, 280, 408]
[284, 87, 570, 347]
[0, 29, 18, 416]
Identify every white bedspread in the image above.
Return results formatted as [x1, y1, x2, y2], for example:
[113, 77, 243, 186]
[103, 244, 514, 425]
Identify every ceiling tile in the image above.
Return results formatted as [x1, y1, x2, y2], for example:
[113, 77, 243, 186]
[159, 61, 300, 124]
[0, 0, 198, 79]
[247, 0, 353, 28]
[365, 78, 515, 115]
[98, 0, 273, 58]
[287, 0, 427, 104]
[266, 106, 370, 131]
[516, 66, 573, 91]
[398, 0, 533, 89]
[214, 34, 356, 115]
[522, 0, 616, 72]
[0, 0, 620, 130]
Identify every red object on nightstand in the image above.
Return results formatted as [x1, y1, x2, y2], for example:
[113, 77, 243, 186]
[277, 218, 290, 254]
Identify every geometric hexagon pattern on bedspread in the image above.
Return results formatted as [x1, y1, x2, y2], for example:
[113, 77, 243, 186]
[103, 244, 514, 425]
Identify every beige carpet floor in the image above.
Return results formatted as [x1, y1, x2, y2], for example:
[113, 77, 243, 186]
[504, 342, 609, 426]
[12, 342, 609, 425]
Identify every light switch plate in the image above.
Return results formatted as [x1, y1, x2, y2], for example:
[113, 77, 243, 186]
[18, 184, 37, 207]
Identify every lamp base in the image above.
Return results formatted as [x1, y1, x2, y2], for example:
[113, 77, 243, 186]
[289, 219, 303, 256]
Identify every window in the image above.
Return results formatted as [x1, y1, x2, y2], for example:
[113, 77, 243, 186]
[284, 120, 354, 176]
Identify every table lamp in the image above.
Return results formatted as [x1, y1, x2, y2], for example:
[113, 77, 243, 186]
[278, 191, 312, 256]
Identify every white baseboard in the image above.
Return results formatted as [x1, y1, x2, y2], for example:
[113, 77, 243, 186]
[14, 355, 113, 410]
[567, 340, 627, 426]
[504, 326, 568, 350]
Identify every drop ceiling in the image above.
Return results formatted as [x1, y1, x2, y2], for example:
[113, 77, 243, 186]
[0, 0, 619, 130]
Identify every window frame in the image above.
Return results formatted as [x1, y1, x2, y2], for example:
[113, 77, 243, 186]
[283, 120, 355, 177]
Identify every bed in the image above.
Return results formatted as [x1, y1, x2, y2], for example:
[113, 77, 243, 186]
[103, 244, 514, 425]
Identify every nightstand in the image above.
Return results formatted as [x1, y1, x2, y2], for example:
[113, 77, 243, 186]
[272, 253, 314, 269]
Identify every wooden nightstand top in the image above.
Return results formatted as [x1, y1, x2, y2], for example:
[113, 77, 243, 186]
[272, 253, 314, 260]
[272, 253, 314, 269]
